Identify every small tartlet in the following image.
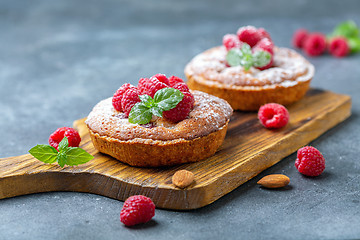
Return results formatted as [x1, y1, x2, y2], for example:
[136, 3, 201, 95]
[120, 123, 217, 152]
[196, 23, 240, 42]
[185, 27, 315, 111]
[86, 77, 233, 167]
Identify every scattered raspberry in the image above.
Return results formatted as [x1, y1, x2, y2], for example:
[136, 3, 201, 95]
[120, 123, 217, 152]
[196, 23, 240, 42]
[168, 75, 184, 87]
[253, 37, 274, 54]
[139, 77, 168, 98]
[163, 91, 194, 122]
[112, 83, 136, 112]
[151, 73, 170, 86]
[223, 34, 242, 50]
[295, 146, 325, 176]
[121, 88, 141, 117]
[172, 82, 190, 93]
[329, 37, 350, 58]
[49, 127, 81, 150]
[120, 195, 155, 226]
[258, 103, 289, 129]
[237, 26, 262, 47]
[292, 29, 309, 48]
[303, 33, 327, 56]
[258, 28, 271, 40]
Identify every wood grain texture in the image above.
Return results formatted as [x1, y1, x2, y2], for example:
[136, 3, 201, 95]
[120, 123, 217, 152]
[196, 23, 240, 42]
[0, 89, 351, 210]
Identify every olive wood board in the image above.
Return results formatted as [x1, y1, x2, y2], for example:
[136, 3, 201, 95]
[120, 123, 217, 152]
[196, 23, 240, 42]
[0, 89, 351, 210]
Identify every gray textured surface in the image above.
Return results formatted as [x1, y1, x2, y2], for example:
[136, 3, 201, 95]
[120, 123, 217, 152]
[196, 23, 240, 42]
[1, 0, 360, 239]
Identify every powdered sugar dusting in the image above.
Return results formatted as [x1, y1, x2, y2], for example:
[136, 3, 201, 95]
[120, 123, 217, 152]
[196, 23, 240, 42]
[185, 46, 314, 88]
[85, 91, 233, 141]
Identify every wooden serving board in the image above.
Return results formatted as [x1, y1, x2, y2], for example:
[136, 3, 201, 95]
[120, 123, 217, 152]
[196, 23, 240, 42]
[0, 89, 351, 210]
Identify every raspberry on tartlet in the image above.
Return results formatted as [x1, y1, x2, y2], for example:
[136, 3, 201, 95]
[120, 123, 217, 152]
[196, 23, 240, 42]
[168, 75, 184, 87]
[121, 87, 141, 117]
[237, 26, 262, 47]
[112, 83, 136, 112]
[223, 34, 242, 50]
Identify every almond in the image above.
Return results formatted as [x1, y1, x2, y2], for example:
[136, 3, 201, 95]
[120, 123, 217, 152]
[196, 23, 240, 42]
[172, 170, 194, 188]
[257, 174, 290, 188]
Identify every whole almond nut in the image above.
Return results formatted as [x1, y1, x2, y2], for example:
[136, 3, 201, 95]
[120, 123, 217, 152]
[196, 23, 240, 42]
[257, 174, 290, 188]
[172, 170, 194, 188]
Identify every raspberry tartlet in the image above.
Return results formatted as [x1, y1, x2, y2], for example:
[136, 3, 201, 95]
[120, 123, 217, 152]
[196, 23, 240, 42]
[85, 74, 233, 167]
[185, 26, 315, 111]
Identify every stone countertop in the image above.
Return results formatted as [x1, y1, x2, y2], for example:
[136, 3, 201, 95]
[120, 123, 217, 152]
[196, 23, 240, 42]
[0, 0, 359, 239]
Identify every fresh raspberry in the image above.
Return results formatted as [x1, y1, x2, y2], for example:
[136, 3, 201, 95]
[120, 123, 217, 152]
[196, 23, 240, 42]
[49, 127, 81, 150]
[237, 26, 262, 47]
[295, 146, 325, 177]
[138, 77, 168, 98]
[292, 29, 309, 48]
[168, 75, 184, 87]
[258, 103, 289, 129]
[172, 83, 195, 107]
[112, 83, 136, 112]
[151, 73, 170, 86]
[303, 33, 327, 56]
[121, 87, 141, 117]
[137, 78, 150, 95]
[258, 28, 271, 40]
[253, 37, 274, 54]
[329, 37, 350, 58]
[172, 82, 190, 93]
[163, 91, 194, 122]
[223, 34, 242, 50]
[120, 195, 155, 226]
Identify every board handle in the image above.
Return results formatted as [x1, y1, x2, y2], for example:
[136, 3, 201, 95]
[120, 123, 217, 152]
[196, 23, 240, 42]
[0, 154, 97, 200]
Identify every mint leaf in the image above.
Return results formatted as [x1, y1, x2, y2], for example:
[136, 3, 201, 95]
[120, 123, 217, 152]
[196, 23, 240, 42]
[226, 43, 271, 70]
[240, 43, 252, 55]
[64, 147, 94, 166]
[139, 95, 154, 108]
[226, 49, 243, 67]
[29, 144, 58, 163]
[241, 53, 253, 70]
[128, 88, 184, 125]
[227, 44, 254, 70]
[30, 136, 94, 167]
[348, 37, 360, 53]
[151, 106, 163, 117]
[56, 152, 67, 167]
[154, 88, 184, 111]
[58, 137, 69, 152]
[332, 20, 359, 39]
[253, 50, 271, 67]
[128, 102, 153, 124]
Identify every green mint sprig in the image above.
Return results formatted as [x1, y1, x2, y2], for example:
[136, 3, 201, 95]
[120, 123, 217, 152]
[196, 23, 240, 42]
[129, 87, 184, 125]
[329, 20, 360, 53]
[226, 43, 271, 70]
[29, 137, 94, 167]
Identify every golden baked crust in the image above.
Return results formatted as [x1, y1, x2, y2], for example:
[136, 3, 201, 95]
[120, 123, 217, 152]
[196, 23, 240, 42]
[185, 46, 315, 111]
[86, 91, 233, 167]
[88, 122, 228, 167]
